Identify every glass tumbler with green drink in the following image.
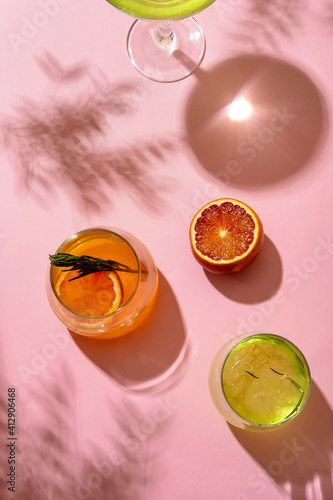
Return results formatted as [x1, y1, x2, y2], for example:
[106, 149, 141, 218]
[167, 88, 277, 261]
[209, 333, 311, 430]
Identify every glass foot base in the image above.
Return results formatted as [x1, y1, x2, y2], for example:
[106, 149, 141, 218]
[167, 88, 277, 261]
[127, 18, 206, 83]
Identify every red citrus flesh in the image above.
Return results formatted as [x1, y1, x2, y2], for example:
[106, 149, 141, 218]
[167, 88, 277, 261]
[190, 199, 264, 274]
[56, 270, 124, 316]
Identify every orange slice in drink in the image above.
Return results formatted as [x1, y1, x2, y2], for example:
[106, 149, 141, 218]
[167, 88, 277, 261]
[56, 270, 124, 316]
[190, 198, 264, 274]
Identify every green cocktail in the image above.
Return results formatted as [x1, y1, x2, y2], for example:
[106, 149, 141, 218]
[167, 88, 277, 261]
[209, 334, 311, 430]
[105, 0, 215, 82]
[106, 0, 215, 20]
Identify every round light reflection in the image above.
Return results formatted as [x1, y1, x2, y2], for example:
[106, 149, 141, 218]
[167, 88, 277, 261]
[228, 98, 252, 121]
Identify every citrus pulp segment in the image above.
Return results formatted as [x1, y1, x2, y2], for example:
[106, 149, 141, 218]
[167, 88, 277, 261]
[190, 198, 264, 274]
[56, 270, 124, 317]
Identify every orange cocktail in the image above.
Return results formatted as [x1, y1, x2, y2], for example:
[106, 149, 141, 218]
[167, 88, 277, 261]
[47, 228, 158, 339]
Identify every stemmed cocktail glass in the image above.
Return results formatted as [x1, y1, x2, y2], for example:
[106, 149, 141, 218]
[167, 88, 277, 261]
[105, 0, 215, 82]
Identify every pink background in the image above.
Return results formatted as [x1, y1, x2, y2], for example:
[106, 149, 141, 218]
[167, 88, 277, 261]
[1, 1, 333, 499]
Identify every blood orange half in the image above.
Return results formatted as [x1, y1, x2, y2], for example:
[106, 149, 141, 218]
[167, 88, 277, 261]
[190, 199, 264, 274]
[56, 270, 124, 316]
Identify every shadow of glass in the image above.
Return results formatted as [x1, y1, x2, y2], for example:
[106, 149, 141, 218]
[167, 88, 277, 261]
[229, 381, 333, 500]
[205, 235, 282, 304]
[71, 272, 190, 394]
[185, 54, 328, 189]
[1, 52, 177, 214]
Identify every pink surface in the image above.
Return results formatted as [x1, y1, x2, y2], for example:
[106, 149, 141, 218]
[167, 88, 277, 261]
[1, 1, 333, 499]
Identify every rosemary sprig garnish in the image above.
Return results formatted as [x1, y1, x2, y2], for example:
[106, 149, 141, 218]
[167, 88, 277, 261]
[269, 367, 283, 376]
[245, 370, 259, 379]
[49, 252, 138, 281]
[269, 367, 304, 393]
[243, 366, 305, 420]
[284, 394, 304, 420]
[269, 367, 304, 419]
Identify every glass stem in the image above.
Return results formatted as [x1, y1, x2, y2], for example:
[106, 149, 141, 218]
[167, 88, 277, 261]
[157, 23, 174, 45]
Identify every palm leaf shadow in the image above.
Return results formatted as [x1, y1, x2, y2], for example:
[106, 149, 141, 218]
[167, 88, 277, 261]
[227, 0, 306, 50]
[1, 53, 178, 214]
[17, 362, 164, 500]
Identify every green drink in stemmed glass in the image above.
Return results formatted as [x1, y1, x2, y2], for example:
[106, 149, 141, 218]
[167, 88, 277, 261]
[105, 0, 215, 82]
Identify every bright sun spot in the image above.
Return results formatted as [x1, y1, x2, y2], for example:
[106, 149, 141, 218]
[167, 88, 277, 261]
[227, 98, 253, 121]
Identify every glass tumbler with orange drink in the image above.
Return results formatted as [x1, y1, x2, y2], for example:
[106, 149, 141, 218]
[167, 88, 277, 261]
[47, 228, 158, 339]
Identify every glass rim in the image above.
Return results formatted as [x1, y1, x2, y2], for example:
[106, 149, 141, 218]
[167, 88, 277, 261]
[50, 227, 141, 320]
[221, 333, 312, 428]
